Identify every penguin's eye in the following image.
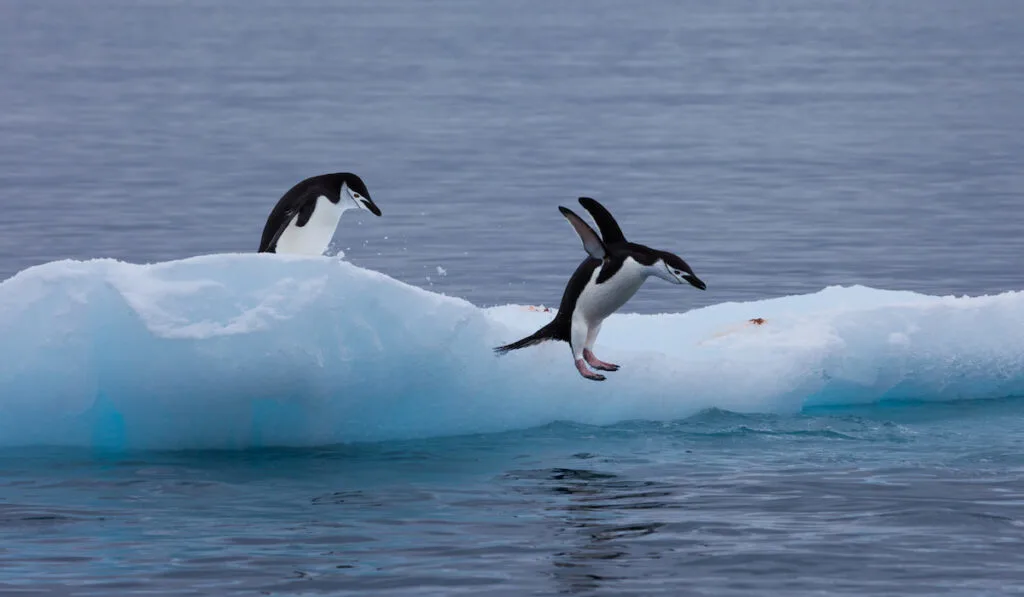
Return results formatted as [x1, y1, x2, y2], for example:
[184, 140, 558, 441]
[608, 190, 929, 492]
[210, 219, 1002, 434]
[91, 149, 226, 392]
[353, 192, 362, 199]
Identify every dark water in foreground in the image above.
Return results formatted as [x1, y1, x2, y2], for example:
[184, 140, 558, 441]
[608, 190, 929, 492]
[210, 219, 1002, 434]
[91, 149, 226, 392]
[2, 0, 1024, 594]
[3, 402, 1024, 595]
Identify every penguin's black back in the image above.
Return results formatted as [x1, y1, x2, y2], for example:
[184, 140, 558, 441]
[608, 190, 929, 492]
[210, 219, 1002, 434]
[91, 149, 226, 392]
[258, 174, 348, 253]
[493, 243, 635, 354]
[546, 256, 602, 340]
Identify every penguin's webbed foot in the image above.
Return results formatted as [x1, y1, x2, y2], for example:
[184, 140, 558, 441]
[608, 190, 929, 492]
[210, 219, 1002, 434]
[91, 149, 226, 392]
[575, 359, 606, 381]
[584, 349, 620, 372]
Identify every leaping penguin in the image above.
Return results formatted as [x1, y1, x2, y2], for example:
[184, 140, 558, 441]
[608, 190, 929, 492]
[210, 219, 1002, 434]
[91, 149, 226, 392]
[258, 172, 381, 255]
[494, 197, 706, 381]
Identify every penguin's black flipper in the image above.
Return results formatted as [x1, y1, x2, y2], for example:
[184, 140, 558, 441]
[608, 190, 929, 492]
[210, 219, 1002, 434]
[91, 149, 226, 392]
[258, 213, 291, 253]
[578, 197, 626, 245]
[559, 206, 606, 260]
[258, 186, 322, 253]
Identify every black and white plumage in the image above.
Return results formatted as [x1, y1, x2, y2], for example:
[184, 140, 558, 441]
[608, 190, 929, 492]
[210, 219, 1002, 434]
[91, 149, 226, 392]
[258, 172, 381, 255]
[494, 197, 706, 381]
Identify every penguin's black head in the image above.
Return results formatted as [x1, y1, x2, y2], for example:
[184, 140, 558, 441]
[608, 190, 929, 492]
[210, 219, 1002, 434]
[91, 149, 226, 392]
[330, 172, 381, 216]
[654, 251, 706, 290]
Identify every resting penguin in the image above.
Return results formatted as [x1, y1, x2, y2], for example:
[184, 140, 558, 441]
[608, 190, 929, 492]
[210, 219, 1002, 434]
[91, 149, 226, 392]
[494, 197, 706, 381]
[258, 172, 381, 255]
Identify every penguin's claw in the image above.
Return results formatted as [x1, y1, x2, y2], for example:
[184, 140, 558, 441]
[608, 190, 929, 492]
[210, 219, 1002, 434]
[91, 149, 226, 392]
[584, 349, 619, 372]
[575, 359, 606, 381]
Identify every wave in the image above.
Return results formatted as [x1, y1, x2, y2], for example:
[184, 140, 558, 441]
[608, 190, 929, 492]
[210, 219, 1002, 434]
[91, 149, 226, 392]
[0, 253, 1022, 450]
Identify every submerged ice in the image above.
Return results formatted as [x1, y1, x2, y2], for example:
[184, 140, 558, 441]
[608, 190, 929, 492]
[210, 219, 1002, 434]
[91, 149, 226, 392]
[0, 254, 1022, 450]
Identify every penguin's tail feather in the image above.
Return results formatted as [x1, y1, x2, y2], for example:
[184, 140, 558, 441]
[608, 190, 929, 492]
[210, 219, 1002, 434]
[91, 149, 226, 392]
[493, 321, 561, 355]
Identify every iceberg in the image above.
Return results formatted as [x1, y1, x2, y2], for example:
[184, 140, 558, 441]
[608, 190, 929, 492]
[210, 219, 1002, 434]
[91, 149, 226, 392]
[0, 254, 1022, 450]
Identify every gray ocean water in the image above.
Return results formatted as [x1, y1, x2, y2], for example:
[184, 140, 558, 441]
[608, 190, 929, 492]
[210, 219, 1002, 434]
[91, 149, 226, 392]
[2, 0, 1024, 595]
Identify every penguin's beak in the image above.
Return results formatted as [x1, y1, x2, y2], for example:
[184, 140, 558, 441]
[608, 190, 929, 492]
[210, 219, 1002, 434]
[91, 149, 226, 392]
[685, 275, 706, 290]
[359, 196, 382, 217]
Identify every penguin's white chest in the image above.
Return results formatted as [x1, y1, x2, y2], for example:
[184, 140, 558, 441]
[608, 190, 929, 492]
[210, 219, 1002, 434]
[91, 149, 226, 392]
[575, 258, 648, 324]
[275, 196, 346, 256]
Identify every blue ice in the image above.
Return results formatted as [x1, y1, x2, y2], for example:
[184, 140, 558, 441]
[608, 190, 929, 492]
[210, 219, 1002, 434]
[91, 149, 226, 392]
[0, 254, 1022, 450]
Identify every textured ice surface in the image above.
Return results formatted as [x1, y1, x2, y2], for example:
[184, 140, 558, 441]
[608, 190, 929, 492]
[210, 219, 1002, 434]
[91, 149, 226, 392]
[1, 254, 1022, 450]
